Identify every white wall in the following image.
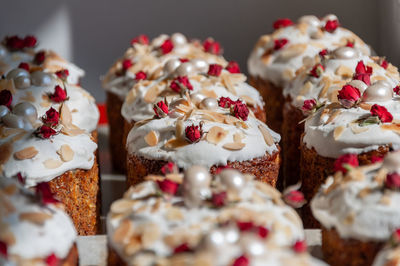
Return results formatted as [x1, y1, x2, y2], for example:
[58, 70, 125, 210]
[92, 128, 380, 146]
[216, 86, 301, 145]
[0, 0, 382, 102]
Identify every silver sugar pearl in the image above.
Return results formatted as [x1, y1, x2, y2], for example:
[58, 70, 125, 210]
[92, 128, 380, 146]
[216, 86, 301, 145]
[191, 59, 209, 73]
[171, 33, 187, 46]
[0, 105, 10, 121]
[31, 71, 53, 86]
[332, 47, 360, 60]
[298, 15, 321, 27]
[14, 75, 31, 89]
[362, 81, 393, 102]
[218, 169, 246, 192]
[0, 45, 7, 57]
[6, 68, 29, 80]
[239, 234, 265, 257]
[184, 165, 211, 187]
[13, 102, 37, 122]
[190, 93, 206, 106]
[3, 113, 26, 129]
[163, 58, 181, 75]
[200, 97, 218, 110]
[175, 62, 194, 77]
[202, 229, 226, 251]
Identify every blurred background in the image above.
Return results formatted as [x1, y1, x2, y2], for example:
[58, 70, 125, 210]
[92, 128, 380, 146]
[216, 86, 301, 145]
[0, 0, 397, 102]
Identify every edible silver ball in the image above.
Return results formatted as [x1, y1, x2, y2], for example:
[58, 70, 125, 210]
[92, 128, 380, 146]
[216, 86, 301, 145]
[191, 59, 209, 73]
[382, 151, 400, 172]
[0, 45, 7, 58]
[0, 105, 9, 121]
[202, 229, 226, 251]
[222, 226, 240, 244]
[30, 71, 53, 86]
[298, 15, 320, 27]
[184, 165, 211, 187]
[171, 33, 187, 46]
[322, 14, 338, 22]
[6, 68, 29, 80]
[200, 97, 218, 110]
[3, 113, 27, 129]
[362, 81, 393, 102]
[218, 169, 246, 192]
[14, 76, 31, 89]
[175, 62, 194, 77]
[190, 93, 206, 106]
[13, 102, 37, 122]
[163, 59, 181, 75]
[332, 47, 360, 60]
[348, 80, 368, 93]
[239, 234, 265, 256]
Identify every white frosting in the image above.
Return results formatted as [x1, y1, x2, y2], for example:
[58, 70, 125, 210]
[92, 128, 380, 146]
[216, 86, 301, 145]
[373, 245, 400, 266]
[248, 15, 371, 87]
[311, 152, 400, 241]
[303, 100, 400, 158]
[102, 33, 227, 100]
[284, 50, 399, 108]
[126, 106, 280, 170]
[121, 69, 264, 123]
[0, 177, 76, 264]
[107, 171, 305, 265]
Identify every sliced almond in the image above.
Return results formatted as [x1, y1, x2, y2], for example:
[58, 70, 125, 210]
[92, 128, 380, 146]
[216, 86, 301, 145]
[0, 143, 13, 165]
[206, 126, 228, 145]
[380, 194, 392, 205]
[222, 142, 245, 150]
[277, 43, 307, 62]
[61, 126, 85, 136]
[333, 126, 345, 140]
[359, 102, 372, 111]
[233, 132, 244, 143]
[299, 81, 312, 96]
[143, 84, 160, 103]
[164, 138, 189, 149]
[381, 124, 400, 135]
[0, 229, 16, 245]
[166, 207, 184, 221]
[335, 65, 353, 78]
[282, 69, 295, 80]
[43, 159, 63, 169]
[124, 236, 141, 256]
[175, 120, 185, 140]
[240, 95, 256, 107]
[19, 212, 52, 225]
[57, 145, 74, 162]
[14, 146, 38, 160]
[144, 130, 159, 146]
[141, 223, 160, 248]
[318, 76, 332, 98]
[113, 219, 134, 244]
[325, 110, 342, 125]
[60, 103, 72, 127]
[350, 123, 369, 134]
[258, 125, 274, 146]
[20, 91, 35, 103]
[111, 199, 136, 214]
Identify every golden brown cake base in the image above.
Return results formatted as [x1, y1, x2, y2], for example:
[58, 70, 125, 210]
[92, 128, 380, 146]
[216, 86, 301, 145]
[48, 156, 100, 235]
[282, 101, 305, 188]
[126, 148, 281, 188]
[299, 140, 390, 228]
[249, 76, 284, 134]
[107, 246, 128, 266]
[322, 228, 383, 266]
[61, 244, 79, 266]
[106, 91, 126, 173]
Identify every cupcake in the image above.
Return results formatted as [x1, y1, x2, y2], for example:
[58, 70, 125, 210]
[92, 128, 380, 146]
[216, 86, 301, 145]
[300, 67, 400, 227]
[282, 47, 399, 187]
[248, 14, 371, 133]
[0, 65, 100, 235]
[0, 35, 84, 85]
[311, 151, 400, 265]
[0, 177, 78, 266]
[107, 165, 309, 265]
[373, 230, 400, 266]
[125, 86, 279, 186]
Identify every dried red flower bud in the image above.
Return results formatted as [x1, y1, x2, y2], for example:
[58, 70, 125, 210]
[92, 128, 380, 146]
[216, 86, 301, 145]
[284, 190, 306, 208]
[302, 99, 317, 113]
[135, 71, 147, 81]
[4, 35, 24, 51]
[324, 20, 339, 33]
[385, 173, 400, 190]
[370, 104, 393, 123]
[333, 154, 359, 173]
[179, 58, 189, 63]
[33, 51, 46, 65]
[55, 69, 69, 81]
[274, 38, 288, 50]
[231, 101, 249, 121]
[130, 34, 149, 46]
[218, 96, 235, 108]
[49, 85, 67, 103]
[122, 59, 133, 71]
[256, 226, 269, 239]
[215, 165, 231, 174]
[170, 76, 193, 93]
[45, 253, 59, 266]
[319, 49, 328, 57]
[354, 60, 373, 86]
[337, 84, 361, 108]
[212, 191, 227, 207]
[392, 229, 400, 244]
[16, 172, 25, 185]
[371, 155, 383, 163]
[36, 182, 59, 204]
[293, 240, 307, 253]
[394, 86, 400, 96]
[161, 162, 177, 175]
[381, 59, 389, 69]
[309, 63, 324, 78]
[185, 124, 202, 143]
[157, 179, 179, 195]
[36, 125, 57, 139]
[226, 61, 241, 73]
[159, 39, 174, 54]
[273, 18, 294, 29]
[153, 100, 169, 118]
[0, 90, 13, 108]
[207, 64, 223, 77]
[236, 221, 254, 231]
[233, 255, 250, 266]
[23, 35, 37, 48]
[43, 107, 60, 126]
[0, 241, 7, 258]
[203, 38, 222, 55]
[173, 243, 191, 254]
[18, 62, 30, 71]
[346, 40, 355, 48]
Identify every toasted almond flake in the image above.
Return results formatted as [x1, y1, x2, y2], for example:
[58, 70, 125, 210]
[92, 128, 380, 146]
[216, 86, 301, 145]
[299, 81, 312, 96]
[371, 75, 387, 82]
[380, 194, 392, 205]
[220, 73, 237, 95]
[143, 84, 161, 103]
[343, 212, 355, 225]
[124, 236, 141, 256]
[57, 144, 74, 162]
[3, 184, 17, 195]
[111, 199, 136, 214]
[61, 126, 85, 136]
[144, 130, 159, 146]
[224, 115, 239, 125]
[318, 76, 332, 98]
[19, 212, 52, 225]
[359, 102, 372, 111]
[0, 143, 13, 165]
[0, 79, 16, 94]
[233, 132, 244, 143]
[277, 43, 307, 62]
[125, 88, 138, 105]
[261, 53, 272, 64]
[256, 34, 271, 48]
[43, 159, 63, 169]
[325, 109, 342, 125]
[335, 65, 353, 78]
[282, 69, 295, 80]
[327, 88, 340, 103]
[14, 146, 38, 160]
[311, 29, 324, 40]
[258, 125, 274, 146]
[60, 103, 72, 127]
[381, 123, 400, 135]
[165, 173, 184, 183]
[164, 138, 189, 149]
[19, 91, 35, 103]
[240, 95, 256, 107]
[166, 207, 184, 221]
[206, 126, 228, 145]
[350, 123, 369, 134]
[374, 168, 388, 185]
[113, 219, 134, 244]
[222, 142, 245, 150]
[358, 188, 371, 199]
[333, 126, 345, 140]
[0, 228, 16, 245]
[141, 223, 160, 248]
[175, 120, 185, 140]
